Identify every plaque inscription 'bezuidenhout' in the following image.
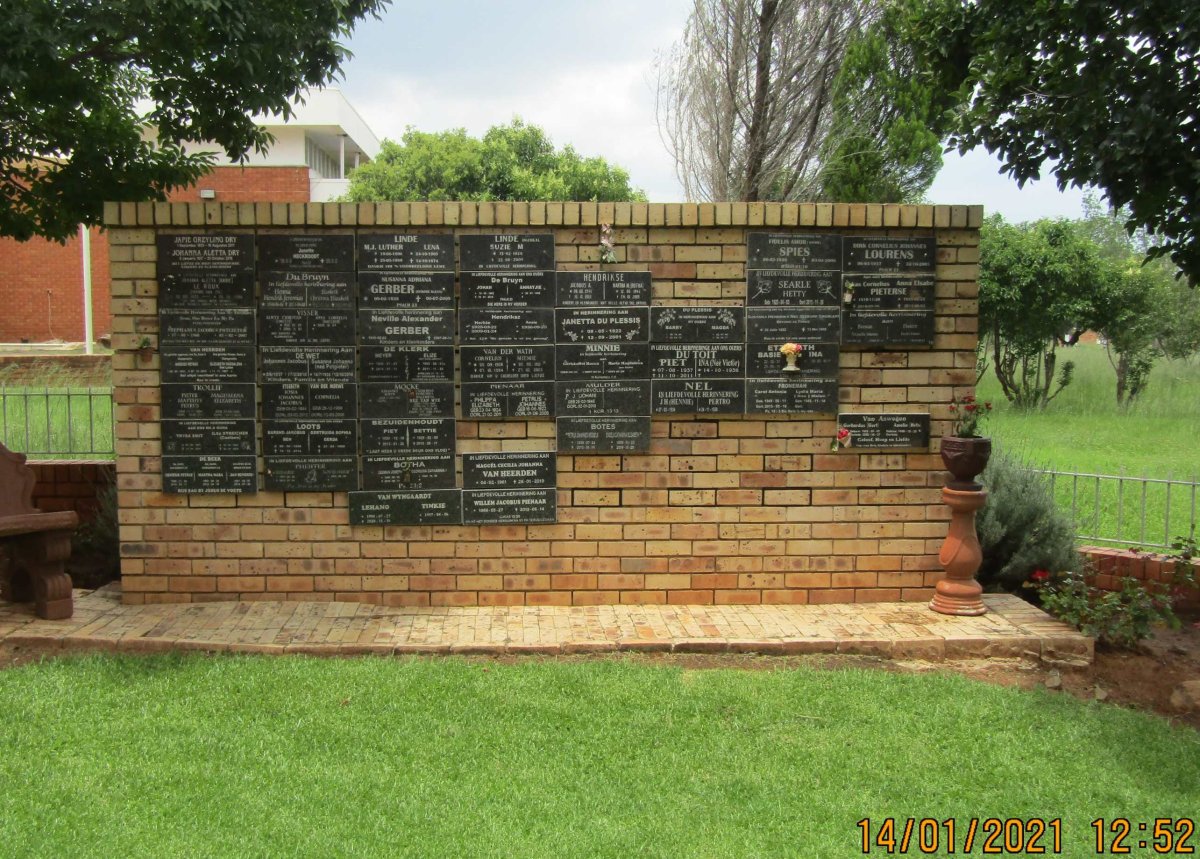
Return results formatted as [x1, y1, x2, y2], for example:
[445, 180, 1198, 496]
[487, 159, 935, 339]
[359, 418, 457, 454]
[836, 413, 930, 449]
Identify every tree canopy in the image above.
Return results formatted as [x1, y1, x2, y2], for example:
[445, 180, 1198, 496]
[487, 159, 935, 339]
[889, 0, 1200, 283]
[345, 120, 645, 203]
[1, 0, 386, 242]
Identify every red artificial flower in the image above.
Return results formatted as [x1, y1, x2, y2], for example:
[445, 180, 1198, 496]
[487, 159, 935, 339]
[964, 403, 977, 411]
[837, 427, 851, 442]
[1030, 569, 1050, 583]
[962, 394, 976, 403]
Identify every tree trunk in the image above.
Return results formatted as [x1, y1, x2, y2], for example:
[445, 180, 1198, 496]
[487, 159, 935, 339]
[743, 0, 780, 202]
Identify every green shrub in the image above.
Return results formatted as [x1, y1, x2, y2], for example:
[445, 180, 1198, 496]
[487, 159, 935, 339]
[976, 448, 1081, 591]
[1038, 571, 1176, 648]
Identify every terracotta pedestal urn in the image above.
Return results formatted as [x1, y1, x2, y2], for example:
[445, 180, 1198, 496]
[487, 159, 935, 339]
[931, 436, 991, 616]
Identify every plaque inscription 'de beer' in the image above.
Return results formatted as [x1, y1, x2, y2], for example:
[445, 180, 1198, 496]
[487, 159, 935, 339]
[836, 412, 931, 449]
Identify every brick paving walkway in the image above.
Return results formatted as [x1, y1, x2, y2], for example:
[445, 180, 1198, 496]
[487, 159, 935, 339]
[0, 585, 1092, 662]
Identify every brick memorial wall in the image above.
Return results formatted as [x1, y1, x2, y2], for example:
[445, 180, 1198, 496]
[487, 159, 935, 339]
[106, 201, 982, 606]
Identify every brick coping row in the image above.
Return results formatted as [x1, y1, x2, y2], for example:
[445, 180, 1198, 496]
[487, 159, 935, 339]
[1, 587, 1091, 663]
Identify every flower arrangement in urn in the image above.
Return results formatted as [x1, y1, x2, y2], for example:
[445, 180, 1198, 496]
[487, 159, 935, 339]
[779, 341, 804, 372]
[941, 394, 993, 489]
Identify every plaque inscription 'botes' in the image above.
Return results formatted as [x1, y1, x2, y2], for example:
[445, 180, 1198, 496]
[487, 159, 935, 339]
[350, 234, 457, 521]
[554, 270, 652, 451]
[158, 233, 258, 493]
[258, 234, 358, 492]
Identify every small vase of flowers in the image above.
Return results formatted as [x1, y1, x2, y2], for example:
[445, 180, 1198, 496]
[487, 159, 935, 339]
[779, 342, 803, 372]
[941, 394, 993, 489]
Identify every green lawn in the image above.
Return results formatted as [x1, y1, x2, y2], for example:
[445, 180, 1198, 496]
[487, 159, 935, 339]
[979, 344, 1200, 548]
[0, 383, 114, 459]
[1, 654, 1196, 857]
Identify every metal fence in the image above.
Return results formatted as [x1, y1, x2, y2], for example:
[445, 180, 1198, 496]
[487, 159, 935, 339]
[0, 384, 116, 460]
[1033, 468, 1199, 550]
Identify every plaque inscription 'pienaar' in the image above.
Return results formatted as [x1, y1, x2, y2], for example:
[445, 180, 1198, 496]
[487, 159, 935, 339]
[356, 233, 455, 271]
[747, 233, 842, 270]
[555, 270, 652, 307]
[463, 488, 557, 525]
[461, 382, 554, 419]
[836, 413, 930, 449]
[462, 451, 556, 489]
[460, 233, 554, 271]
[256, 234, 354, 271]
[349, 489, 463, 526]
[556, 416, 651, 453]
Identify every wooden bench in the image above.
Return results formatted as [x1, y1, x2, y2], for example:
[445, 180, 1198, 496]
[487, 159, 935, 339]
[0, 444, 78, 619]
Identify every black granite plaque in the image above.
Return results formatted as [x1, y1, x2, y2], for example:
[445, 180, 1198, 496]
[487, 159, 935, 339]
[459, 308, 554, 344]
[349, 489, 463, 526]
[745, 307, 842, 343]
[555, 307, 649, 344]
[843, 275, 935, 312]
[260, 271, 356, 308]
[357, 272, 455, 308]
[461, 382, 554, 419]
[555, 343, 649, 380]
[360, 346, 455, 382]
[460, 234, 554, 271]
[555, 379, 650, 416]
[745, 378, 840, 414]
[747, 233, 842, 270]
[652, 379, 745, 415]
[649, 344, 745, 379]
[460, 271, 555, 308]
[360, 418, 456, 455]
[162, 455, 257, 494]
[460, 346, 555, 383]
[746, 270, 842, 307]
[260, 347, 356, 383]
[157, 234, 255, 309]
[264, 456, 358, 492]
[462, 452, 556, 490]
[463, 488, 557, 525]
[262, 420, 358, 457]
[841, 311, 936, 346]
[836, 413, 930, 449]
[161, 383, 256, 420]
[843, 237, 936, 273]
[161, 345, 255, 384]
[361, 453, 456, 491]
[358, 308, 455, 345]
[557, 416, 651, 453]
[357, 233, 454, 271]
[260, 308, 355, 347]
[746, 341, 840, 379]
[161, 419, 256, 456]
[159, 309, 255, 345]
[555, 271, 652, 307]
[357, 383, 455, 419]
[257, 234, 354, 271]
[650, 306, 745, 343]
[261, 382, 357, 420]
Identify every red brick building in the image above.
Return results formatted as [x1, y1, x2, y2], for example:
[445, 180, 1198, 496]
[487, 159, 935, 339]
[0, 89, 378, 344]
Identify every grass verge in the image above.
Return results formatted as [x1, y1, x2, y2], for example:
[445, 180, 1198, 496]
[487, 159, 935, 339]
[0, 654, 1196, 857]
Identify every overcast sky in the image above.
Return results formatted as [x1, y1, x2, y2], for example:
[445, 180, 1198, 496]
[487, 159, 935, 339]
[336, 0, 1089, 223]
